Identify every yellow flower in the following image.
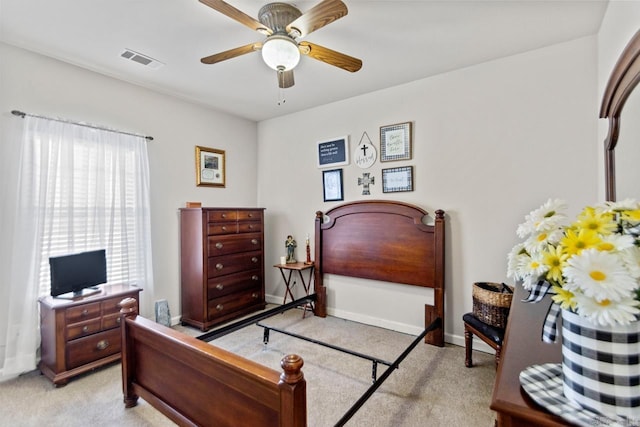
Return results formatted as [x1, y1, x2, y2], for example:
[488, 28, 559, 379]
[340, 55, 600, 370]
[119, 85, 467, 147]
[620, 208, 640, 223]
[574, 207, 616, 235]
[560, 228, 600, 256]
[542, 245, 567, 284]
[551, 285, 576, 310]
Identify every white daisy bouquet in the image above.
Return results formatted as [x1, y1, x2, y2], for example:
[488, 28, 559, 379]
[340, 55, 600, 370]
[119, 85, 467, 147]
[507, 198, 640, 328]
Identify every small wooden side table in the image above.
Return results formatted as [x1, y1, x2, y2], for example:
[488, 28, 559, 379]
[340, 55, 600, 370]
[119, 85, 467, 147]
[274, 261, 315, 317]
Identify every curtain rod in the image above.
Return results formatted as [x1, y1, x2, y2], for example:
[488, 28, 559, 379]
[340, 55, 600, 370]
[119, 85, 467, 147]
[11, 110, 154, 141]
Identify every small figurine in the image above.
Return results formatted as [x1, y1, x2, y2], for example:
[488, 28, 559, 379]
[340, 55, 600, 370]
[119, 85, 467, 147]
[305, 234, 312, 265]
[285, 235, 297, 263]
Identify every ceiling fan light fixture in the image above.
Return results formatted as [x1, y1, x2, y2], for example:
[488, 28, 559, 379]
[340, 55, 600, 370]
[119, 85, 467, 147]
[261, 35, 300, 71]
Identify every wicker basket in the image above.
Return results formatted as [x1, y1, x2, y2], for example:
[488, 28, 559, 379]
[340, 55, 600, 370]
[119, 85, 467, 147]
[472, 282, 514, 329]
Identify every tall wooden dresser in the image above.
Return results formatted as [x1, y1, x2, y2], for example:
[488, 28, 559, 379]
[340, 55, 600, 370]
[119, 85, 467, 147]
[180, 207, 266, 331]
[38, 283, 141, 386]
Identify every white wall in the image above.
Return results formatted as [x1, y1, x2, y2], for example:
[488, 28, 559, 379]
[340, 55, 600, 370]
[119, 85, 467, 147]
[0, 42, 258, 320]
[257, 36, 599, 346]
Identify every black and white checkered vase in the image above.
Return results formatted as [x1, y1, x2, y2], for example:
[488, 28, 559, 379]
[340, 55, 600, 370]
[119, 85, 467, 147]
[561, 309, 640, 418]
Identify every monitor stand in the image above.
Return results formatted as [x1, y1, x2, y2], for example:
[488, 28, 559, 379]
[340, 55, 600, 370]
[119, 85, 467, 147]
[54, 287, 101, 300]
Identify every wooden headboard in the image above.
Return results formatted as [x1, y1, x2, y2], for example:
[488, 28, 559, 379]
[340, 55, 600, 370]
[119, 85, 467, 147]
[313, 200, 445, 346]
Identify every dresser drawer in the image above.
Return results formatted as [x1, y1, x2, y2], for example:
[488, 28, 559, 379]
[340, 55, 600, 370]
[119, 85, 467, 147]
[208, 287, 262, 320]
[207, 210, 237, 222]
[207, 222, 238, 235]
[66, 302, 101, 323]
[207, 233, 262, 256]
[237, 210, 263, 222]
[67, 318, 102, 340]
[207, 270, 262, 299]
[238, 221, 262, 233]
[207, 251, 262, 278]
[66, 328, 121, 370]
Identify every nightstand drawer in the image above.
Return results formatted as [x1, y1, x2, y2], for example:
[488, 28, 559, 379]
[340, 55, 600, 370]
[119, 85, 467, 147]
[102, 312, 122, 330]
[102, 296, 127, 315]
[67, 328, 121, 370]
[66, 302, 101, 323]
[67, 318, 101, 340]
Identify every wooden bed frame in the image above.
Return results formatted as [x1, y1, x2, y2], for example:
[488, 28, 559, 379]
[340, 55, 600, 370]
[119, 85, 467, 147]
[119, 200, 445, 426]
[119, 298, 306, 427]
[314, 200, 446, 346]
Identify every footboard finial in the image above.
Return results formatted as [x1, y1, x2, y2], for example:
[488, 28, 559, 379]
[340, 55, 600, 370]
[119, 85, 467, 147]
[280, 354, 304, 384]
[119, 297, 138, 317]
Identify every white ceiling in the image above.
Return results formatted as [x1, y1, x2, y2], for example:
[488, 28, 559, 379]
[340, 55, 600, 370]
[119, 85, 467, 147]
[0, 0, 608, 122]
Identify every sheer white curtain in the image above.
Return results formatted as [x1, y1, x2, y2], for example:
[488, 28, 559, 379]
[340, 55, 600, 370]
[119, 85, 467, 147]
[0, 116, 154, 381]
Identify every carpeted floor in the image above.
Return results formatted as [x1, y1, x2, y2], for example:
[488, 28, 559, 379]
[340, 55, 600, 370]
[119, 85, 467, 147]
[0, 309, 497, 426]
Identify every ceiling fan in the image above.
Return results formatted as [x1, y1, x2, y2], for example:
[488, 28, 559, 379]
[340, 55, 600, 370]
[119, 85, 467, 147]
[199, 0, 362, 89]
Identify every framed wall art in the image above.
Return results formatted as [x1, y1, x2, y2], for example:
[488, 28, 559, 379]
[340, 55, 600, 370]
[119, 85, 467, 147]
[322, 168, 344, 202]
[196, 146, 225, 187]
[380, 122, 412, 162]
[317, 136, 349, 168]
[382, 166, 413, 193]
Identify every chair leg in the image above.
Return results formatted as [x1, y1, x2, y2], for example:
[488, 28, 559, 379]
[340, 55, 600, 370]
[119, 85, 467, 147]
[464, 326, 473, 368]
[494, 345, 502, 370]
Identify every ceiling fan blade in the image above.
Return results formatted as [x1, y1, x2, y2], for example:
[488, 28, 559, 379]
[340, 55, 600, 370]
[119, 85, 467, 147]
[277, 69, 295, 88]
[201, 42, 262, 64]
[286, 0, 347, 38]
[199, 0, 272, 35]
[299, 41, 362, 72]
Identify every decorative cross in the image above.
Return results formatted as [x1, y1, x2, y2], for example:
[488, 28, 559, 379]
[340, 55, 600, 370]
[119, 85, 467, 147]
[358, 173, 375, 195]
[360, 144, 369, 157]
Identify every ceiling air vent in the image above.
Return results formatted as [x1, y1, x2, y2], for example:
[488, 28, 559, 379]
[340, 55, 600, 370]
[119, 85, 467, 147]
[120, 49, 164, 69]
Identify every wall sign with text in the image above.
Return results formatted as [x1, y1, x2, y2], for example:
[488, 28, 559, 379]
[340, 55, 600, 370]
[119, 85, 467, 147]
[317, 136, 349, 168]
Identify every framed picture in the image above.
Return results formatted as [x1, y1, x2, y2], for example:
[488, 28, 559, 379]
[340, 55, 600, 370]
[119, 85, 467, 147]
[196, 146, 225, 187]
[317, 136, 349, 168]
[382, 166, 413, 193]
[380, 122, 412, 162]
[322, 168, 344, 202]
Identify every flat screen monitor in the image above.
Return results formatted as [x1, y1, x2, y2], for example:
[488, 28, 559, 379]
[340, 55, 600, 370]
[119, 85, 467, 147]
[49, 249, 107, 298]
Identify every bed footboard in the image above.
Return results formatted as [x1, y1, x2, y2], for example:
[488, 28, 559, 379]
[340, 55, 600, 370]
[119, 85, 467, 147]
[119, 298, 306, 427]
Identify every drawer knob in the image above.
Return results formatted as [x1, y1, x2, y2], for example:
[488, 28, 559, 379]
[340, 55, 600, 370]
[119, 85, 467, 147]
[248, 213, 253, 218]
[216, 284, 224, 291]
[215, 242, 223, 249]
[252, 275, 258, 281]
[216, 263, 224, 270]
[82, 309, 89, 316]
[96, 340, 109, 351]
[252, 292, 259, 299]
[251, 257, 258, 263]
[221, 213, 226, 218]
[116, 317, 121, 324]
[216, 304, 224, 311]
[82, 326, 89, 333]
[222, 226, 227, 231]
[251, 239, 258, 245]
[248, 225, 254, 229]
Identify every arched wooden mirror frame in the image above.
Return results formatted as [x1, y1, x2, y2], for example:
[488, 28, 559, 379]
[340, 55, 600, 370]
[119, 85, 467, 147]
[600, 29, 640, 201]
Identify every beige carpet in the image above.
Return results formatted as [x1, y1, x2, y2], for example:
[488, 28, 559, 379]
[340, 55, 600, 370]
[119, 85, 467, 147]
[1, 309, 497, 426]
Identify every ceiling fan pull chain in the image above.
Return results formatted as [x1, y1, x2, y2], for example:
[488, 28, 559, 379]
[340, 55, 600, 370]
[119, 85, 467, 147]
[277, 69, 286, 105]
